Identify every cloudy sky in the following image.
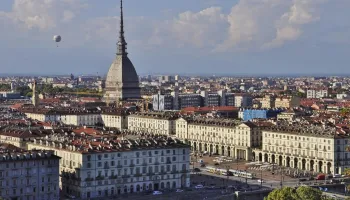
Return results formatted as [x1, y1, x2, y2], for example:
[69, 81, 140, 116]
[0, 0, 349, 76]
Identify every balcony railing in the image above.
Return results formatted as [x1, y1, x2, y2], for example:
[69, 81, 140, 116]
[85, 178, 94, 182]
[117, 165, 123, 168]
[134, 173, 142, 177]
[109, 175, 118, 180]
[95, 176, 104, 180]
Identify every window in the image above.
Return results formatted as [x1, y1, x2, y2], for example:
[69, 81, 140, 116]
[172, 157, 176, 161]
[87, 163, 91, 168]
[98, 162, 102, 167]
[98, 155, 102, 160]
[104, 154, 108, 158]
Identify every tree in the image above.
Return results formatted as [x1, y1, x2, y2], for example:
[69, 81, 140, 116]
[296, 186, 323, 200]
[265, 186, 331, 200]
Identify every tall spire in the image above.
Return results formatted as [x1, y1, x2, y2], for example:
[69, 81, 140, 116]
[117, 0, 127, 56]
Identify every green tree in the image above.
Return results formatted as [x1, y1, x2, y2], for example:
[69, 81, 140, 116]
[296, 186, 322, 200]
[265, 186, 330, 200]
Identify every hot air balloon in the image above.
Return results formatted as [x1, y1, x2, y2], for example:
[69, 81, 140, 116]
[53, 35, 61, 47]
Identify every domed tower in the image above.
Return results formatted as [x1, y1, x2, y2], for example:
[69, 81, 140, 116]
[104, 0, 141, 103]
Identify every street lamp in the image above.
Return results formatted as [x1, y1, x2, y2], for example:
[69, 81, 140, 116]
[280, 166, 284, 188]
[260, 169, 263, 188]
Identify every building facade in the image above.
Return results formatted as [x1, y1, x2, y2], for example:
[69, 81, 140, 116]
[253, 124, 350, 175]
[0, 149, 60, 200]
[307, 89, 328, 99]
[176, 118, 264, 160]
[27, 134, 190, 199]
[127, 113, 179, 135]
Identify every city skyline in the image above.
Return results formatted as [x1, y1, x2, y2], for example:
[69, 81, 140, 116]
[0, 0, 350, 75]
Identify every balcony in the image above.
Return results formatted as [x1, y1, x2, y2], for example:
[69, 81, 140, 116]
[171, 170, 178, 174]
[142, 163, 147, 166]
[154, 162, 160, 165]
[95, 176, 104, 180]
[129, 164, 135, 167]
[121, 175, 130, 179]
[109, 175, 118, 180]
[85, 178, 94, 182]
[134, 173, 142, 177]
[117, 165, 123, 168]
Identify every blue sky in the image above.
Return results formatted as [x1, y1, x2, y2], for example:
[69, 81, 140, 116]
[0, 0, 349, 76]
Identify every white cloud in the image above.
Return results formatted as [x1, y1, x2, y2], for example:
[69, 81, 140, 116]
[0, 0, 84, 31]
[0, 0, 338, 52]
[169, 7, 227, 48]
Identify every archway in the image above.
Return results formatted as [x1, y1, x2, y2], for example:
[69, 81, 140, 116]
[161, 182, 165, 189]
[149, 183, 153, 191]
[136, 185, 140, 192]
[172, 181, 176, 188]
[318, 161, 323, 173]
[310, 160, 314, 171]
[286, 157, 290, 167]
[272, 155, 275, 164]
[327, 162, 331, 174]
[294, 158, 298, 168]
[204, 144, 208, 152]
[278, 155, 283, 166]
[228, 147, 231, 157]
[221, 146, 225, 155]
[209, 144, 213, 154]
[302, 159, 306, 170]
[166, 182, 170, 189]
[124, 186, 127, 193]
[264, 154, 268, 162]
[252, 152, 256, 161]
[130, 185, 134, 193]
[193, 142, 197, 151]
[216, 145, 219, 154]
[258, 153, 262, 162]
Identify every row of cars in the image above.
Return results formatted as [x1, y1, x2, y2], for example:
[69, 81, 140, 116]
[152, 189, 184, 195]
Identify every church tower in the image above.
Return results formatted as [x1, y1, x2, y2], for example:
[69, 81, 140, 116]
[104, 0, 141, 104]
[32, 80, 39, 107]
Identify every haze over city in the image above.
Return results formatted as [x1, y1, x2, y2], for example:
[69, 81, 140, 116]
[1, 0, 350, 76]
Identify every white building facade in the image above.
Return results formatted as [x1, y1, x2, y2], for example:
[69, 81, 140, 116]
[27, 135, 190, 199]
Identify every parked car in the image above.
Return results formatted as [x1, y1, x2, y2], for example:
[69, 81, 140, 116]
[195, 184, 204, 189]
[153, 191, 163, 195]
[257, 179, 264, 183]
[316, 174, 326, 180]
[193, 168, 201, 172]
[176, 189, 184, 193]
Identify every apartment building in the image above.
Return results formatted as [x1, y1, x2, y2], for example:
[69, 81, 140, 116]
[253, 123, 350, 175]
[23, 108, 103, 126]
[307, 89, 328, 99]
[127, 112, 179, 135]
[27, 133, 190, 199]
[234, 94, 253, 108]
[260, 95, 275, 109]
[274, 96, 300, 108]
[0, 148, 60, 200]
[0, 129, 47, 149]
[176, 117, 269, 160]
[101, 110, 128, 129]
